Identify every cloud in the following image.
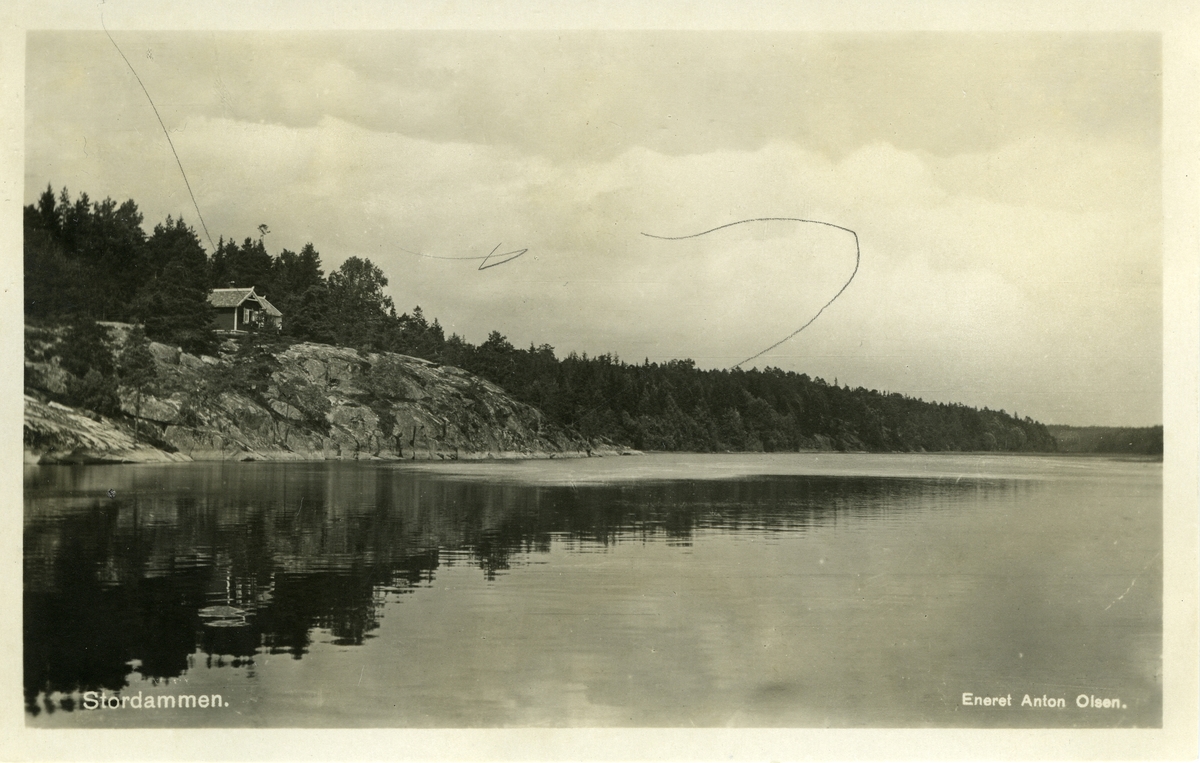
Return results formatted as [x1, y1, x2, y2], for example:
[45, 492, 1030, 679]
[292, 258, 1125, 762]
[29, 31, 1160, 161]
[24, 33, 1161, 425]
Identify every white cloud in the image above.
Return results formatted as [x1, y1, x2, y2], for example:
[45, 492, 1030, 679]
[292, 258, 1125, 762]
[26, 105, 1160, 426]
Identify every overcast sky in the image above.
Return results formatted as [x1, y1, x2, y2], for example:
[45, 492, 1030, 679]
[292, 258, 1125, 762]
[25, 31, 1161, 426]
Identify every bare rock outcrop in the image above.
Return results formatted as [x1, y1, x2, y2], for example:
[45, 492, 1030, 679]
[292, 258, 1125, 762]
[25, 327, 609, 464]
[23, 395, 191, 465]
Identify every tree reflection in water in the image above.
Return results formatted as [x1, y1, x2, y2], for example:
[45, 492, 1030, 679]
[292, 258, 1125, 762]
[24, 462, 986, 715]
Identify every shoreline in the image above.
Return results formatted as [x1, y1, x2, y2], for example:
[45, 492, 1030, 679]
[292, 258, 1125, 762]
[24, 446, 1160, 467]
[23, 444, 640, 466]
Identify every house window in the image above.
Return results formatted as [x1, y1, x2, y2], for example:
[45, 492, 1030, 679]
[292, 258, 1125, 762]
[243, 307, 254, 324]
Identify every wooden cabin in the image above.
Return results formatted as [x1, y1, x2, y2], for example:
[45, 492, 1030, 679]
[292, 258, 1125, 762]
[208, 287, 283, 332]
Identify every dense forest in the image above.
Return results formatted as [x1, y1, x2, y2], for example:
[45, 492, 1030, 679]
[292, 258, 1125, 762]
[1046, 425, 1163, 456]
[25, 185, 1058, 453]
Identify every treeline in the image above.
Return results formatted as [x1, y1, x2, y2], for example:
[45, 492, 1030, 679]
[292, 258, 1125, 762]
[433, 345, 1056, 453]
[1046, 426, 1163, 456]
[25, 187, 214, 352]
[25, 184, 1057, 453]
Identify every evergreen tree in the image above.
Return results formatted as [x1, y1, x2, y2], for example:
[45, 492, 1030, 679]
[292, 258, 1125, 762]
[76, 197, 147, 320]
[23, 187, 146, 321]
[58, 319, 116, 379]
[117, 327, 158, 443]
[133, 217, 216, 355]
[268, 243, 328, 340]
[210, 236, 272, 291]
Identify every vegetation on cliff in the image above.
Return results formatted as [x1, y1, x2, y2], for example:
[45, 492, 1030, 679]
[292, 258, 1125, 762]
[24, 324, 597, 463]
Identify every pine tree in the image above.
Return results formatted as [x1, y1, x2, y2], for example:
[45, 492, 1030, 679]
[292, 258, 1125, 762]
[117, 327, 157, 443]
[134, 217, 216, 354]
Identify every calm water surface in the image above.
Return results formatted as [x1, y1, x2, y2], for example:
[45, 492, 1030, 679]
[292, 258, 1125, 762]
[24, 453, 1161, 727]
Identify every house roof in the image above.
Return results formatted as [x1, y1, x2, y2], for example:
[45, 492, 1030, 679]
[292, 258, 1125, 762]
[208, 287, 255, 308]
[208, 287, 283, 317]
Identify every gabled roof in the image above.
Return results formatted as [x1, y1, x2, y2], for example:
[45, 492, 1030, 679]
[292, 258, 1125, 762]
[208, 287, 283, 317]
[208, 287, 256, 308]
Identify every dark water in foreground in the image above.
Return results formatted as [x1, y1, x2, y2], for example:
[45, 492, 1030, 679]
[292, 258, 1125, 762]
[24, 453, 1161, 727]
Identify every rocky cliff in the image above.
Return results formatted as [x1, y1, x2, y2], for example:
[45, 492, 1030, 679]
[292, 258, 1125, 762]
[24, 324, 617, 464]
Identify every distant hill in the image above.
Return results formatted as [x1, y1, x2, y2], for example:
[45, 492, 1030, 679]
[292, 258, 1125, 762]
[1046, 425, 1163, 455]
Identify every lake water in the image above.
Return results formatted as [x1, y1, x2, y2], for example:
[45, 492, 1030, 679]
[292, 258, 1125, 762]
[23, 453, 1161, 727]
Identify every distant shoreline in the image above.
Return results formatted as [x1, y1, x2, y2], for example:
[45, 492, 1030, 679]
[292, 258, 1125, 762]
[627, 449, 1163, 461]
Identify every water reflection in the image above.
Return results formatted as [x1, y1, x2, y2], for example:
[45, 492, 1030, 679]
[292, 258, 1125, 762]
[24, 462, 998, 715]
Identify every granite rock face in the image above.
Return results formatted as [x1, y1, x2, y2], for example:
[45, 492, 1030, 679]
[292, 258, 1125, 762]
[24, 327, 605, 464]
[23, 395, 190, 465]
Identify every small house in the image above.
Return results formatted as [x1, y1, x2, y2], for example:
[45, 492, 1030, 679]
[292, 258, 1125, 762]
[208, 287, 283, 332]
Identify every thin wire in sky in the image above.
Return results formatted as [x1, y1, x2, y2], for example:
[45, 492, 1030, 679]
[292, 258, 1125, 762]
[101, 14, 217, 251]
[641, 217, 861, 369]
[398, 243, 528, 270]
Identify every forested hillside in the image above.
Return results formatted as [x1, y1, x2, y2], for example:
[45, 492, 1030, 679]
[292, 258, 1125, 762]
[1046, 426, 1163, 456]
[25, 185, 1057, 453]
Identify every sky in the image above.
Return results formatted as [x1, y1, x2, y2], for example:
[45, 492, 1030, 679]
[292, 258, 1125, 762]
[24, 31, 1162, 426]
